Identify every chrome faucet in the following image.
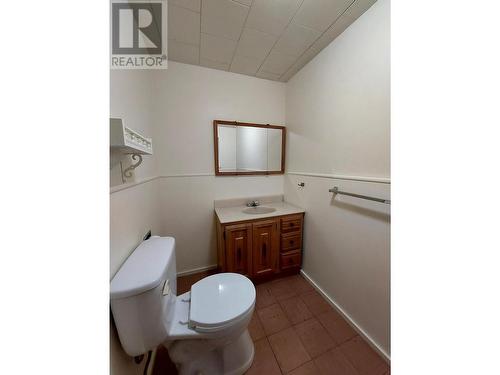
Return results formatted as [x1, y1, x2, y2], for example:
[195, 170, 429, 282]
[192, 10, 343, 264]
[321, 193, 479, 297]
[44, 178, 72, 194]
[246, 200, 260, 207]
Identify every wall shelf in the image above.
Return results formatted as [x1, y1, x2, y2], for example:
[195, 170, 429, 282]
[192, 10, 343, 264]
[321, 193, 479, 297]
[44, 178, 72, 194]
[110, 118, 153, 155]
[110, 118, 153, 183]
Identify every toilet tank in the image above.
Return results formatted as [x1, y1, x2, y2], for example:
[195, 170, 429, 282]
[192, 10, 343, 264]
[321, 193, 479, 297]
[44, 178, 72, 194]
[110, 237, 177, 356]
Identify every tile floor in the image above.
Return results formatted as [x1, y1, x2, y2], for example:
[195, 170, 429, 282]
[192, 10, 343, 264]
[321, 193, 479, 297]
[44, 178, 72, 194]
[152, 272, 390, 375]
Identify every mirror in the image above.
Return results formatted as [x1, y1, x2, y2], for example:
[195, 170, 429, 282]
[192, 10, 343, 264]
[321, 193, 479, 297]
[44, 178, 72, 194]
[214, 120, 285, 175]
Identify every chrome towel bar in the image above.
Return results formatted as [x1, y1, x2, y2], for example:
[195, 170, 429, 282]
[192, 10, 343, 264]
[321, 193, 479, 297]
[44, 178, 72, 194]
[329, 186, 391, 205]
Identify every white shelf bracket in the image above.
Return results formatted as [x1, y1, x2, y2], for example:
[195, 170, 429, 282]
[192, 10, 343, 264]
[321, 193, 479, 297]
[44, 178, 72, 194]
[120, 154, 143, 183]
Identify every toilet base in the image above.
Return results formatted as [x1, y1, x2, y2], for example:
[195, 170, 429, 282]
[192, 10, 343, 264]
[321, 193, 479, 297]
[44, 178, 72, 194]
[221, 330, 254, 375]
[169, 329, 254, 375]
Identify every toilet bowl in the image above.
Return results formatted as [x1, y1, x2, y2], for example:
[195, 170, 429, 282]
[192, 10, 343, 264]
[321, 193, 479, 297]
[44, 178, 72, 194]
[110, 237, 256, 375]
[165, 273, 255, 374]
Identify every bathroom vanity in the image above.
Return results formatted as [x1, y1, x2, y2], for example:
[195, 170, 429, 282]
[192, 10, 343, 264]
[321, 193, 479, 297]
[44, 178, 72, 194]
[215, 196, 305, 281]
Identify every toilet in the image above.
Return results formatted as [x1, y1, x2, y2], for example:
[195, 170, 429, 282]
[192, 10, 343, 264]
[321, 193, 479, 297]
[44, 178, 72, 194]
[110, 236, 256, 375]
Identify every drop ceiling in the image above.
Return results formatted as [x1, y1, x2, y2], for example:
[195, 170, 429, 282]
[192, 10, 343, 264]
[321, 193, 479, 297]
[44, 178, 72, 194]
[167, 0, 377, 82]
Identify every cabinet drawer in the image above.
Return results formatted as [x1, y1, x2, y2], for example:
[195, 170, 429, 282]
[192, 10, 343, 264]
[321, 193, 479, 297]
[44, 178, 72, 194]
[281, 233, 301, 251]
[280, 251, 301, 270]
[280, 216, 302, 233]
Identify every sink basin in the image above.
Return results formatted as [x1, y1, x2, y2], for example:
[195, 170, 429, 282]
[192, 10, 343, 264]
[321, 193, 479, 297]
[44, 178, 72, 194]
[242, 206, 277, 214]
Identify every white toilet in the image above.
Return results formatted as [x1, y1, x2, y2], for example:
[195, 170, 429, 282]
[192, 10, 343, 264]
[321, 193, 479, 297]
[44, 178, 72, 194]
[110, 236, 256, 375]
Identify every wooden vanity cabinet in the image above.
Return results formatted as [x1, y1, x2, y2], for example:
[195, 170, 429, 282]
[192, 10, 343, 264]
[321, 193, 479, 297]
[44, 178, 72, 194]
[224, 223, 253, 277]
[252, 219, 279, 278]
[279, 214, 303, 271]
[216, 213, 304, 280]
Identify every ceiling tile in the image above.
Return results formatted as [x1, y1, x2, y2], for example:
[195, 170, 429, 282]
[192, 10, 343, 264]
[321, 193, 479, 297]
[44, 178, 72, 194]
[279, 42, 321, 81]
[168, 39, 199, 65]
[234, 0, 254, 6]
[293, 0, 354, 32]
[168, 4, 200, 45]
[200, 33, 237, 64]
[165, 0, 376, 81]
[200, 58, 230, 71]
[245, 0, 303, 36]
[201, 0, 249, 41]
[256, 70, 282, 81]
[274, 23, 320, 57]
[168, 0, 201, 13]
[280, 0, 377, 81]
[259, 50, 297, 75]
[235, 28, 277, 60]
[230, 55, 262, 75]
[318, 0, 377, 42]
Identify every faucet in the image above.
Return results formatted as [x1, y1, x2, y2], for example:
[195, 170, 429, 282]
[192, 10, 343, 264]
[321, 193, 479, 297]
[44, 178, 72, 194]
[246, 200, 260, 207]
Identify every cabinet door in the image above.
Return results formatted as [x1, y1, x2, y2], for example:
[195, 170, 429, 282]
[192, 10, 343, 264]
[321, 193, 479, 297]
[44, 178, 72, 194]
[225, 223, 252, 277]
[252, 219, 279, 278]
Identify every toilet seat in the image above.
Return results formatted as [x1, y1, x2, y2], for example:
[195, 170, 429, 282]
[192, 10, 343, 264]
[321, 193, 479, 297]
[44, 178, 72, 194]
[189, 273, 256, 333]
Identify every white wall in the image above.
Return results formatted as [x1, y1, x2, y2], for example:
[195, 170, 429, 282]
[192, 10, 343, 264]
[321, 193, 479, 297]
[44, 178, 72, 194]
[152, 62, 286, 175]
[110, 70, 157, 187]
[286, 4, 390, 177]
[284, 0, 390, 357]
[110, 182, 161, 278]
[110, 71, 161, 375]
[151, 62, 286, 273]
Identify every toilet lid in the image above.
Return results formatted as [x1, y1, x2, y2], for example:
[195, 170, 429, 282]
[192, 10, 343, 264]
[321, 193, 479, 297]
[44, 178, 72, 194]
[189, 273, 255, 331]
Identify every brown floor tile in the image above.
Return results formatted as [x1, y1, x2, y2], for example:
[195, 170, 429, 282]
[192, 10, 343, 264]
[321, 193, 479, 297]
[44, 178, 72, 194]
[314, 348, 358, 375]
[268, 327, 311, 373]
[317, 312, 356, 345]
[294, 318, 336, 358]
[279, 296, 313, 325]
[339, 336, 388, 375]
[286, 360, 320, 375]
[245, 338, 281, 375]
[299, 290, 332, 316]
[316, 307, 343, 323]
[256, 283, 277, 309]
[269, 279, 297, 301]
[289, 275, 314, 295]
[248, 311, 266, 342]
[257, 303, 291, 335]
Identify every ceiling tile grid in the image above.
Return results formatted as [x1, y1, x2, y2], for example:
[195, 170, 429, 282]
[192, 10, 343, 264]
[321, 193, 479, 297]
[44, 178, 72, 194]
[201, 0, 249, 40]
[168, 0, 377, 82]
[169, 0, 201, 13]
[230, 54, 261, 75]
[168, 4, 200, 46]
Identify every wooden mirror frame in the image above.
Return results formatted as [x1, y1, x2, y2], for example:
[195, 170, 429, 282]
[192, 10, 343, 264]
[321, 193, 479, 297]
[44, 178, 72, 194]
[213, 120, 286, 176]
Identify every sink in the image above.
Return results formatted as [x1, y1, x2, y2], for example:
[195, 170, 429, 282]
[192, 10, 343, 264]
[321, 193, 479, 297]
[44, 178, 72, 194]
[242, 206, 277, 214]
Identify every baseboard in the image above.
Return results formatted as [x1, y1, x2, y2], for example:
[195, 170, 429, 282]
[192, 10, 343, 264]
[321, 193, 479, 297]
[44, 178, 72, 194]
[176, 264, 218, 277]
[300, 270, 390, 363]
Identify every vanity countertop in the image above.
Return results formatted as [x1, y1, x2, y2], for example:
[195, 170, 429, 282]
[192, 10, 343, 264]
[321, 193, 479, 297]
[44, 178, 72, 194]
[215, 197, 304, 224]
